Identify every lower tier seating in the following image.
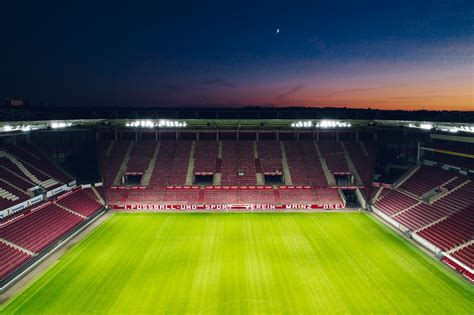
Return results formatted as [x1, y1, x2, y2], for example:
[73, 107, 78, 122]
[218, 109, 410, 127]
[105, 187, 345, 207]
[374, 188, 418, 216]
[0, 202, 84, 253]
[56, 189, 103, 217]
[451, 244, 474, 270]
[394, 182, 474, 231]
[0, 243, 31, 280]
[417, 206, 474, 251]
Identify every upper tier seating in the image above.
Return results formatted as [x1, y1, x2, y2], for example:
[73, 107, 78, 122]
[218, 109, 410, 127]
[343, 141, 376, 186]
[166, 141, 192, 186]
[194, 141, 218, 174]
[0, 164, 36, 191]
[318, 142, 349, 173]
[399, 166, 457, 197]
[257, 141, 282, 174]
[283, 141, 327, 186]
[0, 202, 84, 252]
[221, 141, 256, 185]
[3, 143, 70, 185]
[417, 206, 474, 251]
[18, 143, 72, 183]
[0, 181, 29, 210]
[148, 141, 176, 188]
[126, 141, 156, 173]
[100, 141, 130, 186]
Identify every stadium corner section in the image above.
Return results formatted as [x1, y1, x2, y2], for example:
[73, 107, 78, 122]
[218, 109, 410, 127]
[0, 207, 108, 296]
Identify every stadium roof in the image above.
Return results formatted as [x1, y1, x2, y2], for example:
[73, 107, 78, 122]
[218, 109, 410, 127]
[1, 106, 473, 123]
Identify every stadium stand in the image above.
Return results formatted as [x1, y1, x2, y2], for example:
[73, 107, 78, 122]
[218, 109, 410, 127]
[148, 141, 176, 188]
[452, 244, 474, 270]
[194, 141, 218, 174]
[221, 141, 256, 186]
[1, 144, 69, 187]
[0, 243, 31, 280]
[417, 206, 473, 251]
[257, 141, 283, 174]
[0, 186, 104, 282]
[0, 165, 36, 191]
[372, 164, 474, 275]
[0, 202, 84, 253]
[315, 188, 345, 205]
[398, 166, 457, 197]
[283, 141, 327, 186]
[318, 141, 349, 173]
[374, 188, 419, 216]
[126, 141, 156, 173]
[100, 141, 131, 186]
[56, 189, 103, 218]
[166, 141, 192, 186]
[393, 181, 474, 231]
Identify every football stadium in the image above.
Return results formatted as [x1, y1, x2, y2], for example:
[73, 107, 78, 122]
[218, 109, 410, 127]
[1, 1, 473, 313]
[0, 107, 472, 314]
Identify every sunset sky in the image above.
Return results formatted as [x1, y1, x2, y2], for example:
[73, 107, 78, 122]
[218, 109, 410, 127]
[1, 0, 473, 110]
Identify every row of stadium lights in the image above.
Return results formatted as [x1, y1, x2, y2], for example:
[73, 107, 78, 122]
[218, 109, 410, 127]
[2, 120, 472, 133]
[407, 123, 474, 133]
[290, 120, 352, 128]
[125, 120, 187, 128]
[2, 122, 72, 132]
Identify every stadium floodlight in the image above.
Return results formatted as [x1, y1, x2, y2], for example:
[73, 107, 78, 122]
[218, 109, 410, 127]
[419, 123, 433, 130]
[125, 119, 187, 128]
[51, 122, 72, 129]
[314, 120, 351, 128]
[458, 125, 474, 133]
[21, 125, 32, 132]
[3, 125, 13, 131]
[156, 119, 187, 128]
[291, 121, 314, 128]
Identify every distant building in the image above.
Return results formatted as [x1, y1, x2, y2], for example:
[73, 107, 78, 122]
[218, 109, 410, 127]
[5, 98, 26, 107]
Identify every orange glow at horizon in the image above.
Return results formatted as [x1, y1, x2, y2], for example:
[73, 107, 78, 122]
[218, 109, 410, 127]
[200, 71, 474, 111]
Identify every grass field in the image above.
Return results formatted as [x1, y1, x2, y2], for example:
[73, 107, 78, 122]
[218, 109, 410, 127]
[1, 212, 473, 314]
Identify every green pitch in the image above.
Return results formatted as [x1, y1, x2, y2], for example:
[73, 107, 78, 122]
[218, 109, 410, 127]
[2, 213, 473, 314]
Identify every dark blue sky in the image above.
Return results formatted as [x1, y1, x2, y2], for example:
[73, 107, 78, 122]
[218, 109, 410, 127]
[1, 0, 473, 109]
